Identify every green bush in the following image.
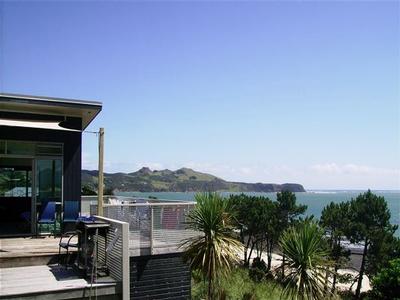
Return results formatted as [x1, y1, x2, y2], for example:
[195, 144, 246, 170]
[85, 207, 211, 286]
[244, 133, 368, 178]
[370, 258, 400, 300]
[81, 185, 96, 195]
[249, 257, 268, 282]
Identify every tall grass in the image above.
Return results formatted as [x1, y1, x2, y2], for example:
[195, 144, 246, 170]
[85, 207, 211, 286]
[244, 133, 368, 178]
[192, 267, 285, 300]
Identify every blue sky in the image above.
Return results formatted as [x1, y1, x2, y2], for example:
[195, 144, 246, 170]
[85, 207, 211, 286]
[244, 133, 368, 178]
[1, 1, 399, 189]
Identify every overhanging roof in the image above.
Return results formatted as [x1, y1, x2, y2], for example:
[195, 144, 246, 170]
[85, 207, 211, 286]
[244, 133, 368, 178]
[0, 119, 81, 131]
[0, 93, 102, 130]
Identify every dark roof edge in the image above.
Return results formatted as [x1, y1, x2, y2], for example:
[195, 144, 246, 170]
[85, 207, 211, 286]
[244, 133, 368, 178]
[0, 93, 103, 108]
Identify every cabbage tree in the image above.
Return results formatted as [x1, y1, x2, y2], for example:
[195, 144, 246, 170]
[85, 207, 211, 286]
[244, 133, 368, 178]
[279, 221, 331, 300]
[181, 192, 242, 299]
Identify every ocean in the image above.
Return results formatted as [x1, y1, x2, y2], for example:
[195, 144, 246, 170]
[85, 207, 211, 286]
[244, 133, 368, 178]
[117, 190, 400, 237]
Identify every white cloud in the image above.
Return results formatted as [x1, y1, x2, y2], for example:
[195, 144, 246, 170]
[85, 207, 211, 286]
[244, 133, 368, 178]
[308, 163, 400, 190]
[181, 162, 302, 184]
[94, 158, 400, 190]
[239, 167, 252, 175]
[82, 152, 97, 170]
[176, 162, 400, 190]
[310, 163, 399, 176]
[135, 162, 165, 171]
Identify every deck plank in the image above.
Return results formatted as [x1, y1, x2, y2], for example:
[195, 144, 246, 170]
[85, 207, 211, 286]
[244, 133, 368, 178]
[0, 265, 116, 297]
[0, 237, 77, 259]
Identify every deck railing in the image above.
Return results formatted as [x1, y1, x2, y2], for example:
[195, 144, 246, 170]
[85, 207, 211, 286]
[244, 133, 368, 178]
[90, 200, 198, 256]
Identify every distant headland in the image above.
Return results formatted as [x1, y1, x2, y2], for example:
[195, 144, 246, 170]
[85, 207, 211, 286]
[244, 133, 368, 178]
[82, 167, 306, 193]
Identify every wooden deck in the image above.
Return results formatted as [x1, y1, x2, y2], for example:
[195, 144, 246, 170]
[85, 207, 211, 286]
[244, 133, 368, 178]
[0, 237, 67, 257]
[0, 237, 121, 299]
[0, 237, 77, 268]
[0, 265, 120, 299]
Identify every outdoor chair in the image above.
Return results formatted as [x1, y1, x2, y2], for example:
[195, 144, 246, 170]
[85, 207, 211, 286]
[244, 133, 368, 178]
[37, 200, 56, 236]
[58, 231, 78, 266]
[62, 200, 80, 229]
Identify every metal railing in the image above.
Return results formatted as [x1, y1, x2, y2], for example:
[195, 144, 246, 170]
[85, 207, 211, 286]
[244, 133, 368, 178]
[90, 200, 198, 256]
[82, 195, 184, 216]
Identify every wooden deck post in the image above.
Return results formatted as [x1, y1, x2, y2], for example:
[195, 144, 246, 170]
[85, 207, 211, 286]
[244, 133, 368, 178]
[98, 127, 104, 216]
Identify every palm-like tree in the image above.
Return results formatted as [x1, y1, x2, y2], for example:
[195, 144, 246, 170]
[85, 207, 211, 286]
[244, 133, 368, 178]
[181, 192, 242, 299]
[279, 221, 331, 300]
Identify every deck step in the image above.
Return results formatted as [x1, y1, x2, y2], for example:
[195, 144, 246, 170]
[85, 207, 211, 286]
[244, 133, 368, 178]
[0, 236, 78, 268]
[0, 253, 76, 268]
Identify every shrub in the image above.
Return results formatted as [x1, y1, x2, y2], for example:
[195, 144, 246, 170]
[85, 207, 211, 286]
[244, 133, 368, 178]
[370, 258, 400, 300]
[249, 257, 268, 282]
[81, 185, 96, 195]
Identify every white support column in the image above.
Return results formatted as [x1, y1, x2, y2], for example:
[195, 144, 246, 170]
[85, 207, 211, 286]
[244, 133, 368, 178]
[95, 215, 130, 300]
[121, 220, 130, 300]
[150, 206, 154, 255]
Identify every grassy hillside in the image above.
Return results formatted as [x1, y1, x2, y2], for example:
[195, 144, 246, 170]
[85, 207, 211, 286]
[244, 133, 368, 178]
[82, 167, 305, 193]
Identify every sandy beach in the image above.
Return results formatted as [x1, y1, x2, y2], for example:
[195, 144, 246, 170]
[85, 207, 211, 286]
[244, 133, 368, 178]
[243, 248, 371, 293]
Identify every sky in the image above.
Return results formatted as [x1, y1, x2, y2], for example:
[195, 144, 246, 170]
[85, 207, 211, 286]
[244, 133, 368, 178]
[1, 0, 399, 190]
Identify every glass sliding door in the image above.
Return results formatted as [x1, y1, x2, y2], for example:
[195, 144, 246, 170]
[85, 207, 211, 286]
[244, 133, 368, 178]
[0, 140, 64, 236]
[35, 158, 62, 234]
[0, 158, 33, 236]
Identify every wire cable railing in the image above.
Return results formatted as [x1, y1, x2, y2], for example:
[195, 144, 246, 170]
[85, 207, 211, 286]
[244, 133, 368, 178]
[90, 199, 198, 256]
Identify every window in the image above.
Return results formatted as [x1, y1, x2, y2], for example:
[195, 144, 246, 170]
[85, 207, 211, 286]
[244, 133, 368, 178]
[0, 141, 5, 154]
[6, 141, 35, 156]
[0, 167, 32, 197]
[35, 159, 62, 203]
[36, 144, 63, 156]
[0, 141, 63, 157]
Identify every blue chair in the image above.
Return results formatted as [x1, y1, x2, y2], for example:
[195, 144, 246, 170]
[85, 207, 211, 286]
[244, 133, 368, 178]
[63, 201, 80, 224]
[37, 200, 56, 236]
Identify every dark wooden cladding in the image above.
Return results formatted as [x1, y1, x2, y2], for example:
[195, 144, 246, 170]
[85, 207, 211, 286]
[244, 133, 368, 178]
[130, 253, 191, 300]
[0, 126, 82, 213]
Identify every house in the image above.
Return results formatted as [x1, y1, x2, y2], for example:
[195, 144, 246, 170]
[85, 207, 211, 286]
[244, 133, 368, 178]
[0, 94, 193, 299]
[0, 93, 102, 236]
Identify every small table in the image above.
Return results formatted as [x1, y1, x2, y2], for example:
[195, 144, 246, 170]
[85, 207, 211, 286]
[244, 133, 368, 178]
[76, 220, 110, 278]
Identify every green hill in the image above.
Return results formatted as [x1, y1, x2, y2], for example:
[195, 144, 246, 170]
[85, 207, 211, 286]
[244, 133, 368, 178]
[82, 167, 306, 193]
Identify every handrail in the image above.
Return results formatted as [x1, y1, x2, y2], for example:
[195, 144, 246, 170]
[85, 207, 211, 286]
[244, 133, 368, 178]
[103, 202, 195, 207]
[82, 195, 195, 204]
